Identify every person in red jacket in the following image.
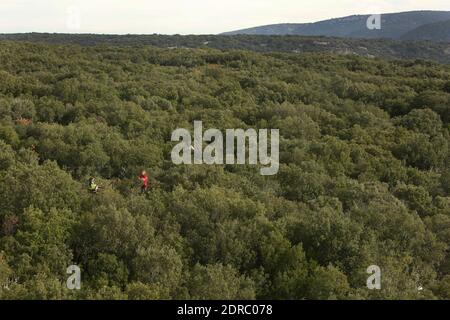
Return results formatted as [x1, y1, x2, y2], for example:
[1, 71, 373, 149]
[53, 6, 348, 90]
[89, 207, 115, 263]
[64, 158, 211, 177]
[138, 170, 149, 193]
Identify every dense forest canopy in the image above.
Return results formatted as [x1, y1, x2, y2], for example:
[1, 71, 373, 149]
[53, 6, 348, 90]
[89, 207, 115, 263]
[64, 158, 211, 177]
[2, 33, 450, 64]
[0, 41, 449, 299]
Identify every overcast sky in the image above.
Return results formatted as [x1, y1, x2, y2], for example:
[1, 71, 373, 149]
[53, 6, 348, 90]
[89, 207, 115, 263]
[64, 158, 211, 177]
[0, 0, 449, 34]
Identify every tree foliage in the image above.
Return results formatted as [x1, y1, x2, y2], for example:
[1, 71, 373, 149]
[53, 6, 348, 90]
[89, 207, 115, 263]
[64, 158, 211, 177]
[0, 41, 449, 299]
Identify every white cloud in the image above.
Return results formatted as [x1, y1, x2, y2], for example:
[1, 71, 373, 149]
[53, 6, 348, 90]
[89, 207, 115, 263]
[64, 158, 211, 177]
[0, 0, 448, 34]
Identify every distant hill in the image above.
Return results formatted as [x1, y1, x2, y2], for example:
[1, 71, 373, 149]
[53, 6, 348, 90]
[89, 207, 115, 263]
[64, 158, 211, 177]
[402, 19, 450, 42]
[1, 33, 450, 64]
[222, 10, 450, 41]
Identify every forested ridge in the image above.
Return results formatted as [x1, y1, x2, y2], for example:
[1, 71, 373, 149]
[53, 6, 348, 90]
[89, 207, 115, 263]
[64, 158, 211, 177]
[2, 33, 450, 64]
[0, 41, 449, 299]
[222, 10, 450, 41]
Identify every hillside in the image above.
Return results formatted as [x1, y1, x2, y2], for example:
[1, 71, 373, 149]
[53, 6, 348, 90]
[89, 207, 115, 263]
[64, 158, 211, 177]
[223, 10, 450, 41]
[402, 19, 450, 42]
[1, 33, 450, 64]
[0, 41, 449, 299]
